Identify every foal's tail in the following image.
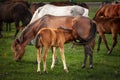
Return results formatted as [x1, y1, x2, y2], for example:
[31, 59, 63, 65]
[35, 34, 41, 48]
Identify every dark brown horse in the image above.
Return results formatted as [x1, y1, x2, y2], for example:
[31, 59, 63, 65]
[94, 17, 120, 54]
[0, 1, 32, 38]
[94, 4, 120, 18]
[12, 15, 96, 68]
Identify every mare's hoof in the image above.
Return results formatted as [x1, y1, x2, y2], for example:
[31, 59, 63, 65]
[0, 34, 3, 38]
[90, 65, 93, 69]
[107, 50, 111, 55]
[81, 64, 85, 69]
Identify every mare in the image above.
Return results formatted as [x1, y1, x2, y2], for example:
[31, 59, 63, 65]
[94, 4, 120, 18]
[12, 15, 96, 69]
[30, 4, 89, 24]
[94, 17, 120, 54]
[0, 1, 32, 38]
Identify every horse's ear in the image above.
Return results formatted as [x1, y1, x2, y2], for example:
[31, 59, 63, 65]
[15, 38, 20, 44]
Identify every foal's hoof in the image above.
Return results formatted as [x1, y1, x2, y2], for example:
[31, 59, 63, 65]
[37, 71, 41, 74]
[44, 71, 48, 74]
[64, 69, 69, 73]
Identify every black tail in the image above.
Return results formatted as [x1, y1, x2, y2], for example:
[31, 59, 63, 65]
[74, 21, 97, 45]
[35, 34, 41, 48]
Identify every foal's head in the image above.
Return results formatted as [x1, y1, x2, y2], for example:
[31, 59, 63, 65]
[11, 39, 25, 61]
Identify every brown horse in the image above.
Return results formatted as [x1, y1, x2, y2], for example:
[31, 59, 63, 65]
[94, 17, 120, 54]
[0, 1, 32, 38]
[94, 4, 120, 18]
[12, 15, 96, 68]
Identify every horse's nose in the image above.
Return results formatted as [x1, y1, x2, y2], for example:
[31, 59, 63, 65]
[14, 58, 20, 62]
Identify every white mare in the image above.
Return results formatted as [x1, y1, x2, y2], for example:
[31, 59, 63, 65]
[30, 4, 89, 24]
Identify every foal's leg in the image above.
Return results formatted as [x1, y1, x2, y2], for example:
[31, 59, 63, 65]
[60, 46, 68, 73]
[37, 48, 42, 73]
[107, 33, 118, 54]
[97, 36, 102, 52]
[51, 47, 56, 69]
[43, 47, 50, 73]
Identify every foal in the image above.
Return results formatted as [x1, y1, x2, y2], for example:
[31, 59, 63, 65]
[35, 27, 75, 73]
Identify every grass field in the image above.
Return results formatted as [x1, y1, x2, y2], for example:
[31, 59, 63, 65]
[0, 3, 120, 80]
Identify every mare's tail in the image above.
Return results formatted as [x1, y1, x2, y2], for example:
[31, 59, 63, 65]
[74, 21, 97, 45]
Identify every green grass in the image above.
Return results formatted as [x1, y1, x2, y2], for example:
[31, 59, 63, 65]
[0, 5, 120, 80]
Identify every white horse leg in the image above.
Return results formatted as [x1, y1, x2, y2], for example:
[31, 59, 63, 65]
[51, 47, 56, 69]
[60, 47, 68, 73]
[37, 48, 42, 73]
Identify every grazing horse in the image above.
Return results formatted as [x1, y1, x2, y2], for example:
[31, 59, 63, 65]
[94, 17, 120, 54]
[94, 4, 120, 18]
[12, 15, 96, 69]
[0, 2, 32, 38]
[30, 4, 89, 24]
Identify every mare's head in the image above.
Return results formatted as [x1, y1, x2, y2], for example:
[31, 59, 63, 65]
[12, 38, 25, 61]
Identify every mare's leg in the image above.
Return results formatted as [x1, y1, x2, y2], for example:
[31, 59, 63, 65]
[43, 47, 50, 73]
[97, 36, 102, 52]
[0, 22, 3, 38]
[107, 33, 118, 54]
[37, 48, 42, 73]
[14, 21, 20, 38]
[99, 33, 110, 52]
[51, 47, 56, 69]
[82, 44, 93, 68]
[60, 46, 68, 73]
[82, 45, 88, 68]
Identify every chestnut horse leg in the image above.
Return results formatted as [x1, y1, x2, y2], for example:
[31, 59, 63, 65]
[97, 36, 102, 52]
[99, 33, 110, 52]
[43, 46, 50, 73]
[107, 33, 118, 54]
[37, 48, 42, 73]
[60, 46, 68, 73]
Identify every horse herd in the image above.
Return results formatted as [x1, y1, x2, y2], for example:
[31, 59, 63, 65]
[0, 0, 120, 74]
